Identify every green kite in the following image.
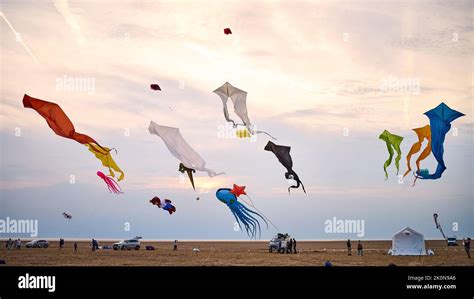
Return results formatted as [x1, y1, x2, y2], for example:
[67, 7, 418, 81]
[379, 130, 404, 179]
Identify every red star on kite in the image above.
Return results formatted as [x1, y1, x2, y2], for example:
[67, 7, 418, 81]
[230, 184, 246, 197]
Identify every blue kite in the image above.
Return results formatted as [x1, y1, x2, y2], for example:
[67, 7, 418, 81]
[415, 102, 464, 180]
[215, 188, 268, 239]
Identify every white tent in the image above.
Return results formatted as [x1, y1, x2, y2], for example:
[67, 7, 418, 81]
[390, 227, 426, 256]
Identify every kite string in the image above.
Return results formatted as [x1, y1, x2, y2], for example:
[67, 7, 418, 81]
[240, 195, 279, 231]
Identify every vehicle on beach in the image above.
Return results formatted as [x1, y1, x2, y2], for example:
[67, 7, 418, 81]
[25, 240, 49, 248]
[113, 238, 141, 250]
[447, 237, 458, 246]
[269, 233, 291, 253]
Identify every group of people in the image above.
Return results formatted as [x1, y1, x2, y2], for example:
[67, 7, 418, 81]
[91, 239, 99, 251]
[5, 238, 22, 250]
[287, 238, 297, 253]
[346, 239, 363, 256]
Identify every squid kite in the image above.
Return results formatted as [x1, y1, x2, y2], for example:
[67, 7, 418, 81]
[224, 28, 232, 35]
[216, 187, 268, 239]
[150, 196, 176, 215]
[213, 82, 276, 139]
[415, 103, 464, 180]
[403, 125, 431, 178]
[264, 141, 306, 193]
[23, 95, 125, 192]
[378, 130, 403, 179]
[97, 171, 122, 194]
[148, 121, 224, 190]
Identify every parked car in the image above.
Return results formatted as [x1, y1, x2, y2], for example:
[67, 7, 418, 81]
[447, 237, 458, 246]
[113, 239, 140, 250]
[25, 240, 49, 248]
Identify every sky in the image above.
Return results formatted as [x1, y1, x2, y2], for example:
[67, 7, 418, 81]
[0, 0, 472, 240]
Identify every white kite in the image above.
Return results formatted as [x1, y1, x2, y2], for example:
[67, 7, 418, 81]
[213, 82, 276, 139]
[148, 121, 224, 190]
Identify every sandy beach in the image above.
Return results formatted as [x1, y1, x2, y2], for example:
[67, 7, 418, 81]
[1, 240, 472, 266]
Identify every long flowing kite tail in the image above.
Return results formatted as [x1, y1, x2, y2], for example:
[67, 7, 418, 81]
[256, 130, 277, 140]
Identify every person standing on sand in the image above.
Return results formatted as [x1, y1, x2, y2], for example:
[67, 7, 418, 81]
[173, 240, 178, 251]
[347, 239, 352, 256]
[357, 240, 363, 256]
[463, 238, 471, 258]
[74, 242, 78, 252]
[293, 238, 297, 254]
[91, 239, 96, 251]
[288, 238, 293, 253]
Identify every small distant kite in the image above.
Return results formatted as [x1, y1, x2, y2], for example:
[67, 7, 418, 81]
[213, 82, 276, 139]
[148, 121, 224, 190]
[150, 84, 161, 91]
[97, 171, 123, 194]
[224, 28, 232, 35]
[62, 212, 72, 220]
[150, 196, 176, 215]
[414, 103, 464, 180]
[264, 141, 306, 193]
[378, 130, 403, 179]
[216, 187, 268, 239]
[23, 94, 124, 192]
[236, 129, 251, 138]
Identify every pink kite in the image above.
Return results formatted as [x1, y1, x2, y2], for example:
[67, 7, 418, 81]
[97, 171, 123, 194]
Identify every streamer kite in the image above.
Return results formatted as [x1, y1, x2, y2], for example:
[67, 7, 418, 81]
[403, 125, 432, 179]
[150, 196, 176, 215]
[213, 82, 276, 139]
[378, 130, 403, 179]
[264, 141, 306, 193]
[216, 188, 267, 239]
[415, 103, 464, 180]
[148, 121, 224, 190]
[22, 94, 125, 189]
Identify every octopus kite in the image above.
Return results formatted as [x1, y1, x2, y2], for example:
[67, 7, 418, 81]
[23, 94, 125, 193]
[378, 130, 403, 179]
[216, 187, 268, 239]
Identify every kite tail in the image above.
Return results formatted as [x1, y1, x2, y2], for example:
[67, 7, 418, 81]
[383, 144, 394, 180]
[202, 168, 226, 177]
[97, 171, 123, 194]
[240, 202, 268, 230]
[236, 204, 262, 239]
[255, 130, 277, 140]
[241, 195, 279, 231]
[404, 141, 422, 177]
[394, 148, 402, 175]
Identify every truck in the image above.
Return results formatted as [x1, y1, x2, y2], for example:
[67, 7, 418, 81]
[268, 233, 292, 253]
